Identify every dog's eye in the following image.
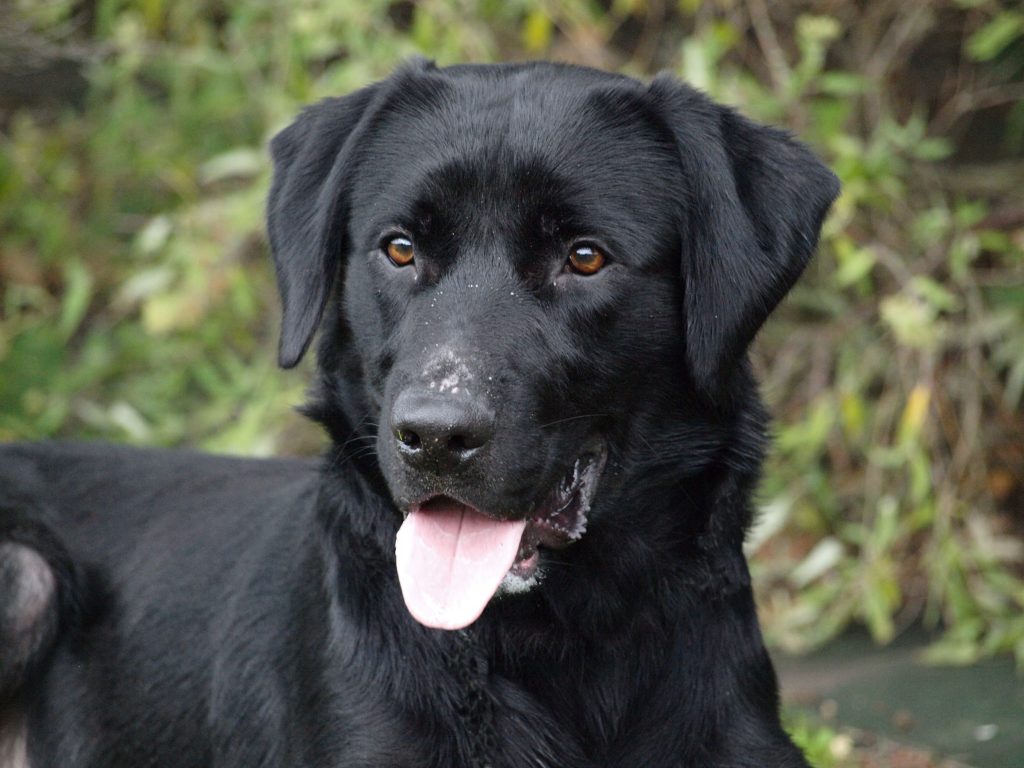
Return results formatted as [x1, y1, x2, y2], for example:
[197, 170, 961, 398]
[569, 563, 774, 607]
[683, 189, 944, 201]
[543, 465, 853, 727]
[384, 237, 415, 267]
[567, 245, 606, 276]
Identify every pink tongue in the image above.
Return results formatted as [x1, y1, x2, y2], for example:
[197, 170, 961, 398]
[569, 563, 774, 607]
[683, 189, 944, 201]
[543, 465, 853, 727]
[395, 501, 527, 630]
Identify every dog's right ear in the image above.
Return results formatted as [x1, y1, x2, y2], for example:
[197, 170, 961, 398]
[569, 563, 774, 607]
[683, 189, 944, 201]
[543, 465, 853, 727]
[266, 85, 384, 368]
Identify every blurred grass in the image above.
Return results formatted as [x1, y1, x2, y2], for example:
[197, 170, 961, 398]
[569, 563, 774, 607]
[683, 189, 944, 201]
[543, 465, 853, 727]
[1, 0, 1023, 664]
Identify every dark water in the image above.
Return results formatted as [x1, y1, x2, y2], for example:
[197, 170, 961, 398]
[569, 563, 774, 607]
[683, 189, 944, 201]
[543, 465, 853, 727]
[776, 632, 1024, 767]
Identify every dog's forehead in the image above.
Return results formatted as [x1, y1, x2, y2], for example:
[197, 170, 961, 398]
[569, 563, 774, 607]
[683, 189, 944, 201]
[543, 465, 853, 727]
[437, 71, 629, 145]
[354, 68, 680, 253]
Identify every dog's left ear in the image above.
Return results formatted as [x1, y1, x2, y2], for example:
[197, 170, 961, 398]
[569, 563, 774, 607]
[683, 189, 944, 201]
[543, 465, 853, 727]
[648, 76, 840, 398]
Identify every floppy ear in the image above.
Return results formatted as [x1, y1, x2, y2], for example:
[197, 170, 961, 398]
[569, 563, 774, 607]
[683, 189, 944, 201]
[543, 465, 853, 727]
[648, 76, 840, 398]
[266, 87, 381, 368]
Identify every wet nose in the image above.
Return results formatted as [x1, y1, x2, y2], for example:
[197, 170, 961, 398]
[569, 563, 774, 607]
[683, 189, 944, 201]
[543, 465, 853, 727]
[390, 389, 495, 472]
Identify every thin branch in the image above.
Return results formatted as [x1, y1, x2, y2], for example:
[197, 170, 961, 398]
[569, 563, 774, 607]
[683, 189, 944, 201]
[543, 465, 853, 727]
[931, 82, 1024, 135]
[745, 0, 790, 92]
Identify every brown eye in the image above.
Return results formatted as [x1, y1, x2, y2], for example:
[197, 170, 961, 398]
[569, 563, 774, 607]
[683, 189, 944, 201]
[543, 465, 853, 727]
[385, 237, 415, 267]
[568, 244, 606, 275]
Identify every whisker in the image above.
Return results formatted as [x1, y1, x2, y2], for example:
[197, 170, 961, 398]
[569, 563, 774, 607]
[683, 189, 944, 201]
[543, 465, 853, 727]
[337, 417, 380, 452]
[537, 413, 608, 430]
[634, 430, 657, 456]
[331, 445, 379, 472]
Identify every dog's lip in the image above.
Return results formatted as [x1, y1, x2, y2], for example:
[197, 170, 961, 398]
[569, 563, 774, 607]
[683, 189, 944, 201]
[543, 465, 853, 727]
[408, 440, 608, 563]
[521, 443, 606, 550]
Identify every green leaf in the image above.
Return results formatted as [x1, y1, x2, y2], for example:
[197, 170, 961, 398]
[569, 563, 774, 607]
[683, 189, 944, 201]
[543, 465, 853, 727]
[872, 496, 900, 551]
[966, 12, 1024, 62]
[796, 14, 841, 45]
[978, 229, 1012, 254]
[839, 391, 866, 440]
[135, 215, 174, 255]
[817, 72, 867, 96]
[58, 260, 94, 341]
[863, 576, 896, 643]
[910, 276, 962, 313]
[880, 293, 940, 349]
[833, 240, 876, 287]
[522, 10, 553, 53]
[912, 137, 953, 162]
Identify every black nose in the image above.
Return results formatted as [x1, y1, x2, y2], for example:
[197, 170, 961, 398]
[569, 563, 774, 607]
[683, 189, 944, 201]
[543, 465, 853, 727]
[390, 389, 495, 471]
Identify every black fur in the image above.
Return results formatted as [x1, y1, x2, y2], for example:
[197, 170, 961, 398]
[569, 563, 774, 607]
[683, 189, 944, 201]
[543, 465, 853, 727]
[0, 61, 838, 767]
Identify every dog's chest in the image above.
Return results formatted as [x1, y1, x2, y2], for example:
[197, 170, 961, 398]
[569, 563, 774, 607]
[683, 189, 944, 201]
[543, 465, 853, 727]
[426, 639, 594, 768]
[314, 641, 596, 768]
[428, 637, 610, 768]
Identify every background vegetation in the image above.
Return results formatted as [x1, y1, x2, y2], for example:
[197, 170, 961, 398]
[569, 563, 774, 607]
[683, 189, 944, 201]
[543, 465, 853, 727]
[2, 0, 1022, 679]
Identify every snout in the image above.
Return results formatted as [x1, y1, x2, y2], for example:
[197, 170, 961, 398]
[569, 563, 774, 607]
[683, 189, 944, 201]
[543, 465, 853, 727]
[390, 388, 496, 473]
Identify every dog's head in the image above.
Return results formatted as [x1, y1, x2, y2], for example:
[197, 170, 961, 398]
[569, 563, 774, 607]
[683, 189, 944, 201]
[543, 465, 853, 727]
[267, 60, 838, 630]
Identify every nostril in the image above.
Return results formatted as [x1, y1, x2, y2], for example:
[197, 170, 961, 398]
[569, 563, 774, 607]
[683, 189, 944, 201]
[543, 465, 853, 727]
[396, 428, 421, 450]
[447, 434, 471, 454]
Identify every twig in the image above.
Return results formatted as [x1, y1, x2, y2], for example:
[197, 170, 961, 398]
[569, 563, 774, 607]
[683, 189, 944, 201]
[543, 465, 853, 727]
[931, 83, 1024, 135]
[745, 0, 791, 92]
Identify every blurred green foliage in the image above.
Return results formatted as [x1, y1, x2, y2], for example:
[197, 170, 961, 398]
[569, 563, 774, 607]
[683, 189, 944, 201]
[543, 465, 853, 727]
[1, 0, 1022, 663]
[785, 711, 846, 768]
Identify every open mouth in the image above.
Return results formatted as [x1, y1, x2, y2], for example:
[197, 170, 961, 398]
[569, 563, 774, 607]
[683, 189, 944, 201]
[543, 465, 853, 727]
[394, 443, 607, 630]
[508, 447, 606, 579]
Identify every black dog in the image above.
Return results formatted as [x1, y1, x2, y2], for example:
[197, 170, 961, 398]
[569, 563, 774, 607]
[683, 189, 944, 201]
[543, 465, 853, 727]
[0, 60, 838, 767]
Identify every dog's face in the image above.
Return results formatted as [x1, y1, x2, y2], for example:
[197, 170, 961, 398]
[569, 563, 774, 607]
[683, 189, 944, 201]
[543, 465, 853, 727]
[267, 61, 838, 629]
